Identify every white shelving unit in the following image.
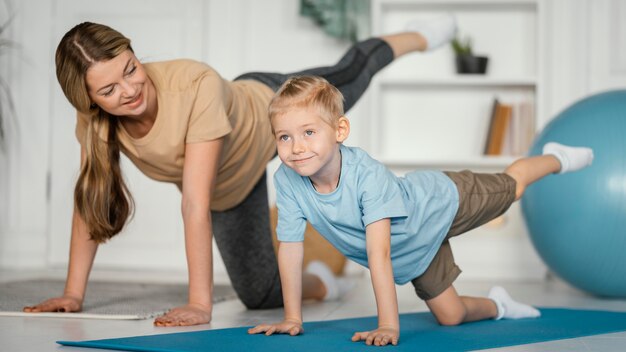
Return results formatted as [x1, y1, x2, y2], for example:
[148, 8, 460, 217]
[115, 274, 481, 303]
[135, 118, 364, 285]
[369, 0, 544, 170]
[379, 76, 538, 88]
[368, 0, 548, 280]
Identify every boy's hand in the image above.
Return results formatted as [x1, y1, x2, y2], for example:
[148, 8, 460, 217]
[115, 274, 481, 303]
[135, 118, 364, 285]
[248, 319, 303, 336]
[352, 326, 399, 346]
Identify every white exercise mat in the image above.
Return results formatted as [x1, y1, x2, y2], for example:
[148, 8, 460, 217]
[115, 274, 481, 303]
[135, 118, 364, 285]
[0, 279, 236, 320]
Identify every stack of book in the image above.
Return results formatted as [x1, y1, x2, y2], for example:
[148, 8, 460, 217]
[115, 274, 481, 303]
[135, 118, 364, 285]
[484, 98, 536, 156]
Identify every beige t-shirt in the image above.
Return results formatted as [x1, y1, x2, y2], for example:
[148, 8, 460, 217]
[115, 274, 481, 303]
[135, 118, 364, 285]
[76, 59, 276, 211]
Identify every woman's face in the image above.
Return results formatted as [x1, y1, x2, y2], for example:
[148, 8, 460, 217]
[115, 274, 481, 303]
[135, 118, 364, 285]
[85, 50, 152, 118]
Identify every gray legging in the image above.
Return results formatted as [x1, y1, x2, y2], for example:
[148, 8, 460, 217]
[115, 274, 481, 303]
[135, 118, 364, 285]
[212, 38, 394, 309]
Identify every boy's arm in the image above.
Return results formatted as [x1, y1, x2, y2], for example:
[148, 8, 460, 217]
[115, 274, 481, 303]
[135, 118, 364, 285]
[279, 241, 304, 325]
[248, 241, 304, 336]
[352, 218, 400, 346]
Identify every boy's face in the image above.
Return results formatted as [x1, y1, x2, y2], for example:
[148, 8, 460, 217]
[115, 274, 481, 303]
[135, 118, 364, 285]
[273, 108, 347, 179]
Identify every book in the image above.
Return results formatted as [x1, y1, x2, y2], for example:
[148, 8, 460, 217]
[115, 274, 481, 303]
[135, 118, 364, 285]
[502, 100, 536, 156]
[485, 100, 512, 156]
[517, 101, 536, 155]
[484, 98, 536, 156]
[483, 98, 500, 154]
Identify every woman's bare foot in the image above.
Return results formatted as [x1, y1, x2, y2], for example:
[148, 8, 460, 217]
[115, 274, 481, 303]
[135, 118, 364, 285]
[153, 303, 212, 327]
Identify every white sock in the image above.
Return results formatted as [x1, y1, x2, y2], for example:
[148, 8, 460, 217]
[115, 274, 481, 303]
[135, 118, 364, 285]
[305, 260, 353, 301]
[405, 13, 457, 51]
[542, 142, 594, 174]
[488, 286, 541, 320]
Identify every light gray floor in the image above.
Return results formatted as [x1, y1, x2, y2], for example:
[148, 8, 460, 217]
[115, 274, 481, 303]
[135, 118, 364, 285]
[2, 269, 626, 352]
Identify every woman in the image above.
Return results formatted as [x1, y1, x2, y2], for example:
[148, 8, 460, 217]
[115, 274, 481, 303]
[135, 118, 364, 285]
[23, 17, 456, 327]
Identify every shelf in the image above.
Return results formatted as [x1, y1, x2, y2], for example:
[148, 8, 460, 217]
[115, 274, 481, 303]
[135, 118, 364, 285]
[379, 77, 537, 88]
[377, 155, 518, 169]
[371, 0, 541, 172]
[377, 0, 537, 7]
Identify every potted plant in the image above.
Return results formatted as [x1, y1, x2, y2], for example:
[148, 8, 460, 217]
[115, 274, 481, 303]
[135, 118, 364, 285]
[451, 34, 489, 74]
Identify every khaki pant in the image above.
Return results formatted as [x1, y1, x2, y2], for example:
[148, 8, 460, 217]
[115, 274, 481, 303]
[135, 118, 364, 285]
[411, 170, 517, 300]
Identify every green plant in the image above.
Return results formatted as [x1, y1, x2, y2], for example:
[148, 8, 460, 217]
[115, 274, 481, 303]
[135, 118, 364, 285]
[451, 35, 473, 56]
[0, 0, 16, 152]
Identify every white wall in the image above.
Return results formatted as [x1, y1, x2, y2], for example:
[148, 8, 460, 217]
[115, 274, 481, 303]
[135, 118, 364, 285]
[0, 0, 360, 282]
[541, 0, 626, 124]
[0, 0, 54, 267]
[0, 0, 623, 281]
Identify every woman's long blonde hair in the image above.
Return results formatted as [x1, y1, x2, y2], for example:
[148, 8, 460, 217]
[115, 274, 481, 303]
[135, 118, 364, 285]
[56, 22, 134, 243]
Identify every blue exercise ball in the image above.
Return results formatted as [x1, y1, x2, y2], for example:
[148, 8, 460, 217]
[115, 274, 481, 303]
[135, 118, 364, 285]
[522, 90, 626, 298]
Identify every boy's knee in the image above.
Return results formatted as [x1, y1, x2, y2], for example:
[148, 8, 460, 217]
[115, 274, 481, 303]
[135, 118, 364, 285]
[434, 310, 465, 326]
[436, 315, 464, 326]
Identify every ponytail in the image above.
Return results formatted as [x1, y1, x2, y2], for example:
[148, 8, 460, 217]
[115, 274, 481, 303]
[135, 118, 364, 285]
[74, 109, 133, 242]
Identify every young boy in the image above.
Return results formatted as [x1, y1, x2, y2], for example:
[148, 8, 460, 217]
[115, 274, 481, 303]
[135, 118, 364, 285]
[248, 76, 594, 346]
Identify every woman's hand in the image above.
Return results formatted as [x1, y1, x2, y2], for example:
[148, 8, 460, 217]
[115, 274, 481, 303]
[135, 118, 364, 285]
[153, 303, 213, 327]
[351, 326, 400, 346]
[23, 295, 82, 313]
[248, 319, 304, 336]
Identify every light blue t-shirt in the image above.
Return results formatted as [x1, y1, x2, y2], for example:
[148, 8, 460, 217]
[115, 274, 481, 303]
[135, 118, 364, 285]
[274, 144, 460, 285]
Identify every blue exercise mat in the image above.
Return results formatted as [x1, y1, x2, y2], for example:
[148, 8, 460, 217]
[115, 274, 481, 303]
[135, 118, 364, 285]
[58, 308, 626, 351]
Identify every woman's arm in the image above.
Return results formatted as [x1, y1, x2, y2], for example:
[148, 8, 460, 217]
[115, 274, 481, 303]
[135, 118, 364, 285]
[248, 241, 304, 336]
[24, 147, 98, 313]
[154, 138, 222, 326]
[352, 218, 400, 346]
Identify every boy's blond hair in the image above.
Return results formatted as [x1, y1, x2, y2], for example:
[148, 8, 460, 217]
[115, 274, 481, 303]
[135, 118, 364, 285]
[269, 75, 344, 131]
